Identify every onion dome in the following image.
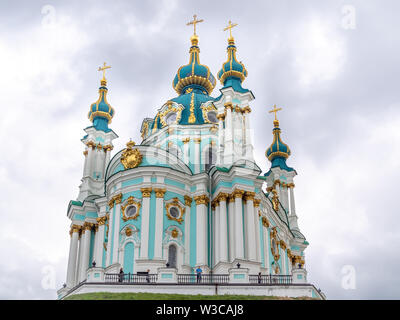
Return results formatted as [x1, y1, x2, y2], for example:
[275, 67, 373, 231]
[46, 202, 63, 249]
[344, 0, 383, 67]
[172, 35, 216, 96]
[265, 106, 294, 173]
[217, 36, 248, 86]
[88, 63, 115, 132]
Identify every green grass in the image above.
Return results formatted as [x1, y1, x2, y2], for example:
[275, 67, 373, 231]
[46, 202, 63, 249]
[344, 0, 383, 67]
[65, 292, 316, 300]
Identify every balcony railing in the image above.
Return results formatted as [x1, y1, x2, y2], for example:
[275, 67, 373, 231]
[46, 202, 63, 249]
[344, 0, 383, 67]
[105, 273, 158, 283]
[103, 273, 292, 285]
[249, 275, 292, 285]
[177, 274, 230, 284]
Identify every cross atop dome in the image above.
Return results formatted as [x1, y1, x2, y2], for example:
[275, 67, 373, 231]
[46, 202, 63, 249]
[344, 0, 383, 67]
[186, 14, 204, 36]
[98, 62, 111, 86]
[223, 20, 238, 39]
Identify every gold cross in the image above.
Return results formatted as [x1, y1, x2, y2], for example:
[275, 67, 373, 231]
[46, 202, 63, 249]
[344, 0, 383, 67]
[223, 20, 238, 38]
[187, 14, 204, 36]
[98, 62, 111, 80]
[269, 104, 282, 121]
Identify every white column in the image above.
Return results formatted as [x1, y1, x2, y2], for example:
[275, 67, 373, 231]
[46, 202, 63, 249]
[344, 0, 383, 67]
[112, 195, 122, 264]
[184, 196, 192, 265]
[104, 146, 113, 173]
[139, 188, 152, 259]
[233, 190, 244, 259]
[244, 193, 256, 261]
[85, 146, 94, 177]
[153, 189, 166, 260]
[217, 114, 225, 165]
[79, 224, 92, 282]
[289, 185, 296, 215]
[253, 200, 261, 262]
[94, 218, 105, 266]
[264, 227, 270, 272]
[219, 194, 228, 262]
[228, 195, 235, 262]
[223, 103, 234, 166]
[183, 138, 190, 165]
[105, 209, 113, 266]
[75, 234, 83, 284]
[195, 195, 208, 266]
[243, 106, 253, 160]
[194, 137, 201, 174]
[66, 226, 80, 288]
[214, 203, 220, 265]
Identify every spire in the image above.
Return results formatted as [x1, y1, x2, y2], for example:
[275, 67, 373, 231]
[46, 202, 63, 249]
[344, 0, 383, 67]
[265, 105, 294, 172]
[217, 20, 248, 88]
[88, 62, 115, 132]
[172, 15, 216, 95]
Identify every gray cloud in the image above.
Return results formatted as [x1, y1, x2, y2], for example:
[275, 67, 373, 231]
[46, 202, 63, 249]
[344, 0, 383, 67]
[1, 0, 399, 299]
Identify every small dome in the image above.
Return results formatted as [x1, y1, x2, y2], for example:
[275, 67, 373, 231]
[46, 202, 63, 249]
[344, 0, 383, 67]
[88, 81, 115, 132]
[172, 35, 216, 95]
[217, 37, 248, 85]
[266, 120, 291, 161]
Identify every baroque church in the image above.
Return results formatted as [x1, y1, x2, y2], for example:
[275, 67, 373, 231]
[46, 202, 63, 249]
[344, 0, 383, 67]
[58, 16, 324, 299]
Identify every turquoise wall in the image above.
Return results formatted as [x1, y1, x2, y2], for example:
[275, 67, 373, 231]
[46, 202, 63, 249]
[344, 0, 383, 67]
[123, 242, 134, 274]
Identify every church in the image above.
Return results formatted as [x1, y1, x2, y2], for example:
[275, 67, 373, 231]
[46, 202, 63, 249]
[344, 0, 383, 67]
[58, 16, 324, 299]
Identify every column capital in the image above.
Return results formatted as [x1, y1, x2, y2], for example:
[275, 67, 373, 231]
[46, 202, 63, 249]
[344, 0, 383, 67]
[217, 113, 225, 121]
[244, 191, 256, 201]
[227, 194, 235, 203]
[218, 192, 229, 202]
[154, 188, 166, 198]
[243, 106, 251, 114]
[83, 222, 93, 231]
[194, 194, 209, 205]
[96, 216, 107, 226]
[83, 150, 88, 157]
[184, 195, 192, 206]
[69, 224, 81, 236]
[182, 137, 190, 144]
[224, 102, 233, 111]
[108, 193, 123, 208]
[253, 198, 261, 207]
[194, 138, 201, 144]
[141, 187, 152, 198]
[232, 189, 245, 199]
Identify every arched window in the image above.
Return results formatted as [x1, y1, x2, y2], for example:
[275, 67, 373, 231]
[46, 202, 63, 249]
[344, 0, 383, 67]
[167, 244, 177, 268]
[204, 146, 216, 172]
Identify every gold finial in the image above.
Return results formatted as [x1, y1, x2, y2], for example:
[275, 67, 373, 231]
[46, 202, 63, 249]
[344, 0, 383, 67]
[126, 139, 135, 149]
[223, 20, 238, 39]
[187, 14, 204, 36]
[269, 104, 282, 121]
[98, 62, 111, 84]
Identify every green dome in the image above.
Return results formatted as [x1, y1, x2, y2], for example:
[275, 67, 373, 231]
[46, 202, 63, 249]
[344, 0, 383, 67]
[217, 37, 248, 85]
[172, 35, 216, 95]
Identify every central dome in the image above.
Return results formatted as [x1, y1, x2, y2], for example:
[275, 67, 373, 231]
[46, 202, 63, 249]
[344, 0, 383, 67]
[172, 35, 216, 95]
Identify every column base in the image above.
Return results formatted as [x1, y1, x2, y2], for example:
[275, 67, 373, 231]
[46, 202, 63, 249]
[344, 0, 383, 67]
[105, 263, 121, 274]
[231, 258, 261, 274]
[136, 259, 167, 274]
[292, 267, 308, 284]
[86, 267, 105, 282]
[212, 261, 232, 274]
[157, 267, 178, 283]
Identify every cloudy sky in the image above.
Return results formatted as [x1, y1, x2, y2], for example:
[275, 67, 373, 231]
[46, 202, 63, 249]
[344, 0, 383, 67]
[0, 0, 399, 299]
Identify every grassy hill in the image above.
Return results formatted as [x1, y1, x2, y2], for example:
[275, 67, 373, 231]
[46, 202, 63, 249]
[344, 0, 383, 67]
[65, 292, 317, 300]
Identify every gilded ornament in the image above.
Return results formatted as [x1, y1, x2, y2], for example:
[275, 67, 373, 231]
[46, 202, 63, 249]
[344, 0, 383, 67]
[188, 93, 196, 124]
[121, 196, 141, 221]
[271, 190, 279, 211]
[194, 137, 201, 144]
[184, 195, 192, 206]
[141, 187, 152, 198]
[166, 198, 185, 224]
[171, 229, 179, 238]
[154, 188, 166, 198]
[182, 137, 190, 144]
[96, 216, 107, 226]
[194, 194, 209, 205]
[232, 189, 245, 199]
[253, 199, 261, 208]
[244, 191, 256, 201]
[224, 102, 233, 111]
[125, 227, 132, 237]
[120, 140, 142, 169]
[262, 216, 269, 228]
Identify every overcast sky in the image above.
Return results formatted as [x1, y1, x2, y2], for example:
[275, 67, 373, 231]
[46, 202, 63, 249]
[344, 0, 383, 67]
[0, 0, 399, 300]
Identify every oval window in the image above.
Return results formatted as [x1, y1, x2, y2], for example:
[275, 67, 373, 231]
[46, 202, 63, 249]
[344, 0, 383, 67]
[207, 111, 218, 123]
[166, 112, 177, 125]
[169, 207, 180, 219]
[126, 205, 137, 217]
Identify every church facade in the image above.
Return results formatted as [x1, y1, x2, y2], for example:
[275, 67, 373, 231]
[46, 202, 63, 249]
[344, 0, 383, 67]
[58, 18, 324, 299]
